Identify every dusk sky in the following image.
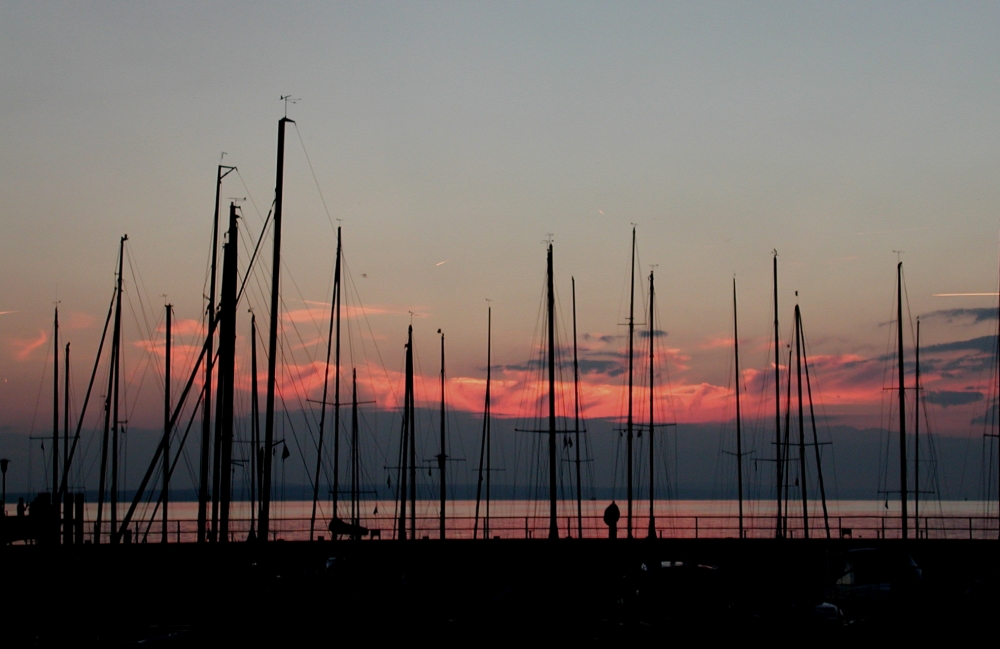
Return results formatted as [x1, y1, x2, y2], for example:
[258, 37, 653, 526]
[2, 1, 1000, 460]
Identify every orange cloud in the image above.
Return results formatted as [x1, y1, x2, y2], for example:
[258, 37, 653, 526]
[10, 330, 48, 361]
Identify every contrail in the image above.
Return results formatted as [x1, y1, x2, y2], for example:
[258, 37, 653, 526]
[435, 260, 449, 267]
[933, 293, 999, 297]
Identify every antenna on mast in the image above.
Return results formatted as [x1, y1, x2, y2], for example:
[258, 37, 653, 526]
[280, 95, 299, 118]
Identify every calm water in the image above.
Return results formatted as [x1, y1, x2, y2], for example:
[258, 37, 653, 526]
[62, 498, 999, 543]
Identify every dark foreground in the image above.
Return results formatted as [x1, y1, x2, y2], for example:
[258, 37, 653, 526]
[2, 538, 997, 646]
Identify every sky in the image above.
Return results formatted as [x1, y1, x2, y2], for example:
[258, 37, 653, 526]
[1, 2, 1000, 495]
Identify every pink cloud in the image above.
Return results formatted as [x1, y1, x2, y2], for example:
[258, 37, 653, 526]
[10, 330, 48, 361]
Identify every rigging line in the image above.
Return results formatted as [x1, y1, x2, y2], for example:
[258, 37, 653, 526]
[125, 244, 162, 379]
[292, 123, 338, 234]
[235, 168, 267, 225]
[235, 205, 274, 307]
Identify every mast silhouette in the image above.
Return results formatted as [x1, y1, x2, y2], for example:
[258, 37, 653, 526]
[249, 314, 259, 540]
[351, 368, 359, 532]
[915, 318, 921, 533]
[794, 302, 808, 538]
[409, 327, 417, 539]
[162, 304, 171, 543]
[438, 330, 447, 539]
[800, 310, 831, 538]
[63, 342, 69, 493]
[734, 279, 744, 539]
[547, 242, 558, 540]
[260, 116, 293, 542]
[473, 307, 492, 540]
[626, 227, 636, 539]
[108, 235, 126, 544]
[897, 262, 908, 540]
[199, 163, 235, 543]
[398, 325, 413, 540]
[573, 279, 583, 538]
[216, 203, 239, 541]
[773, 253, 782, 538]
[647, 270, 657, 539]
[310, 227, 341, 541]
[52, 306, 59, 498]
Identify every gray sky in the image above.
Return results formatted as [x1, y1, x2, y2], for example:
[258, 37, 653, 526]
[1, 2, 999, 438]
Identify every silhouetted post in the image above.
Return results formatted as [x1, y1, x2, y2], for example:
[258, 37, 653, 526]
[99, 235, 126, 545]
[897, 262, 908, 540]
[626, 228, 636, 539]
[217, 203, 239, 541]
[310, 227, 341, 541]
[734, 279, 744, 539]
[63, 490, 72, 545]
[74, 492, 84, 544]
[162, 304, 171, 542]
[473, 308, 492, 540]
[547, 243, 558, 540]
[250, 314, 259, 539]
[915, 318, 921, 532]
[773, 253, 782, 538]
[0, 458, 8, 512]
[260, 117, 292, 542]
[573, 280, 583, 538]
[200, 162, 235, 543]
[53, 306, 59, 498]
[795, 304, 809, 539]
[438, 330, 446, 539]
[648, 271, 657, 539]
[64, 342, 69, 488]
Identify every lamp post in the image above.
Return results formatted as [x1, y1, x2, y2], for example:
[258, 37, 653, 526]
[1, 458, 9, 514]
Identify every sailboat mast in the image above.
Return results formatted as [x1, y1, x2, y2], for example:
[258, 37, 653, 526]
[647, 271, 656, 539]
[485, 308, 492, 539]
[474, 308, 491, 540]
[310, 227, 341, 540]
[795, 303, 808, 539]
[95, 239, 124, 543]
[110, 235, 126, 543]
[573, 279, 583, 538]
[734, 279, 744, 539]
[53, 306, 59, 498]
[398, 326, 412, 540]
[547, 243, 558, 540]
[438, 330, 446, 539]
[250, 314, 259, 538]
[63, 343, 69, 488]
[773, 253, 782, 539]
[216, 203, 239, 542]
[800, 316, 831, 538]
[915, 318, 920, 533]
[162, 304, 171, 543]
[200, 163, 234, 543]
[897, 262, 908, 540]
[626, 227, 636, 539]
[409, 328, 416, 540]
[351, 368, 358, 528]
[260, 116, 292, 542]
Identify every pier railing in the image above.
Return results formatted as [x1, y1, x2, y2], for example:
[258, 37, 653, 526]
[86, 512, 1000, 544]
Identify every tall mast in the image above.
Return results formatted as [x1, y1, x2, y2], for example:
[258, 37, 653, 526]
[409, 328, 416, 540]
[398, 326, 412, 540]
[95, 238, 125, 543]
[734, 279, 744, 539]
[547, 243, 558, 540]
[52, 306, 59, 498]
[915, 318, 920, 533]
[351, 368, 359, 529]
[216, 203, 239, 542]
[485, 308, 492, 539]
[897, 262, 908, 540]
[438, 330, 447, 539]
[626, 227, 636, 539]
[249, 314, 259, 539]
[110, 235, 126, 543]
[474, 308, 492, 540]
[647, 271, 656, 539]
[800, 314, 831, 538]
[259, 117, 292, 542]
[199, 163, 235, 543]
[311, 227, 341, 540]
[63, 342, 69, 491]
[795, 303, 808, 538]
[573, 279, 583, 538]
[773, 253, 782, 539]
[162, 304, 172, 543]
